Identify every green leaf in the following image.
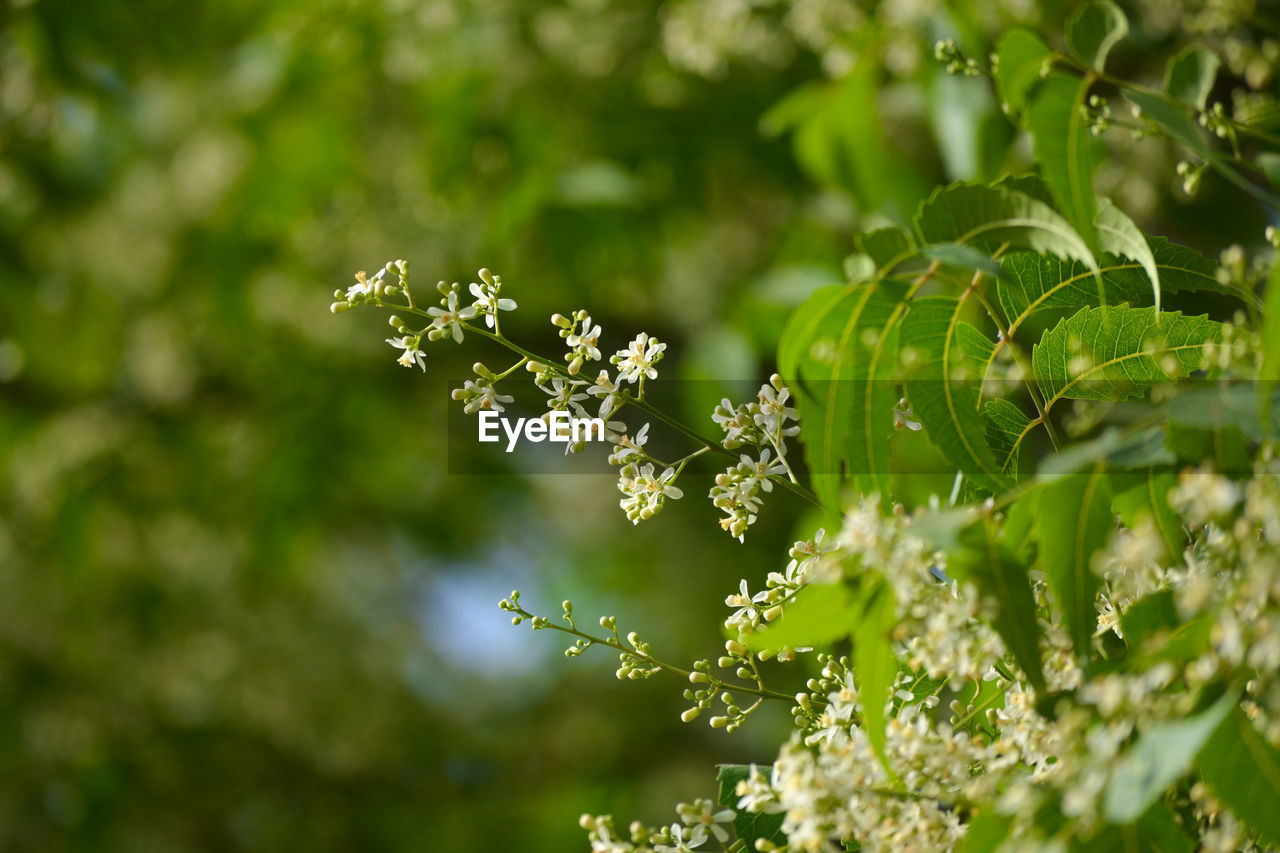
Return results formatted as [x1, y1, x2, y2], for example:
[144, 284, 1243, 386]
[1199, 706, 1280, 846]
[1001, 490, 1041, 563]
[715, 765, 786, 847]
[994, 28, 1053, 114]
[1104, 689, 1237, 823]
[1095, 198, 1161, 312]
[915, 182, 1098, 275]
[858, 226, 915, 271]
[778, 280, 908, 505]
[1067, 0, 1128, 72]
[1039, 426, 1173, 477]
[903, 296, 1013, 494]
[996, 235, 1251, 334]
[960, 809, 1015, 853]
[1165, 46, 1220, 110]
[745, 583, 860, 652]
[1119, 589, 1179, 649]
[985, 398, 1033, 476]
[1032, 305, 1222, 408]
[949, 518, 1046, 692]
[1111, 469, 1186, 558]
[1078, 802, 1194, 853]
[1164, 384, 1280, 440]
[855, 577, 899, 777]
[1028, 72, 1099, 252]
[1037, 463, 1112, 663]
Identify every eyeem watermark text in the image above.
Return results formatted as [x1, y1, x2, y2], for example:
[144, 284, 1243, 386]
[478, 411, 607, 452]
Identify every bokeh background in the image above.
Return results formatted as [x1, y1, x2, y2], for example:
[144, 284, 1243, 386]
[1, 0, 1274, 850]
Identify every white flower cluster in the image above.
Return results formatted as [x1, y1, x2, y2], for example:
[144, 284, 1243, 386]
[709, 375, 800, 540]
[713, 455, 1280, 851]
[576, 799, 734, 853]
[332, 264, 518, 373]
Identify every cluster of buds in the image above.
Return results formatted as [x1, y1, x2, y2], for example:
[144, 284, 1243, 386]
[330, 258, 409, 313]
[552, 309, 603, 375]
[451, 362, 515, 414]
[934, 38, 981, 76]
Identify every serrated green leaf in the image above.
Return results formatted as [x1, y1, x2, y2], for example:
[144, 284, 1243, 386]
[1038, 463, 1112, 663]
[915, 183, 1098, 276]
[1028, 72, 1099, 253]
[903, 296, 1013, 494]
[949, 518, 1046, 692]
[1111, 469, 1186, 558]
[1032, 305, 1222, 408]
[985, 398, 1033, 476]
[994, 28, 1053, 114]
[855, 577, 899, 778]
[997, 236, 1250, 336]
[1165, 46, 1220, 110]
[1095, 198, 1161, 312]
[779, 280, 908, 505]
[1104, 689, 1237, 823]
[716, 765, 786, 847]
[1067, 0, 1128, 72]
[745, 583, 860, 652]
[1199, 706, 1280, 846]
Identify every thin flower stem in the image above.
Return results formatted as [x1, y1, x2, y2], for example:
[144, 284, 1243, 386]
[533, 618, 798, 704]
[495, 357, 528, 380]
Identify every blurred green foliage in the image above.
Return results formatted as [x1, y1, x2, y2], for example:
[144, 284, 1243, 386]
[1, 0, 1275, 849]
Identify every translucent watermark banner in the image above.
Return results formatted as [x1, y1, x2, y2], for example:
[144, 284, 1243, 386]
[445, 377, 1280, 476]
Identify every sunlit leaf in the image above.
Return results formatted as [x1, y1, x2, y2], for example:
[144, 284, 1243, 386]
[1032, 306, 1222, 408]
[1067, 0, 1128, 72]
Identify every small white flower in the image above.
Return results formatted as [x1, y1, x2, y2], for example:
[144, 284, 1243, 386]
[608, 422, 650, 465]
[385, 336, 426, 371]
[612, 332, 666, 384]
[755, 376, 799, 437]
[428, 287, 479, 343]
[468, 275, 517, 329]
[676, 798, 734, 848]
[566, 315, 603, 362]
